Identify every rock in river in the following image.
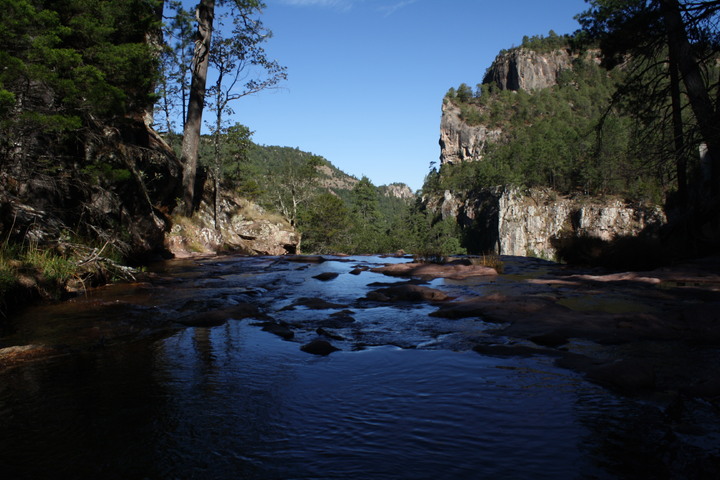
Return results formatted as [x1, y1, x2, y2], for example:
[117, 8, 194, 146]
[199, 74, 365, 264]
[313, 272, 340, 281]
[300, 339, 340, 356]
[366, 284, 450, 302]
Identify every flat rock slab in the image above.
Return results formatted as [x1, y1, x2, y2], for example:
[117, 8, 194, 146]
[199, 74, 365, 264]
[366, 284, 450, 302]
[430, 293, 684, 345]
[372, 262, 497, 280]
[0, 344, 68, 370]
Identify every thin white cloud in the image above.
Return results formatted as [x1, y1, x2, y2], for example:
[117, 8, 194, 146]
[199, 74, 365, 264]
[377, 0, 419, 16]
[276, 0, 353, 8]
[275, 0, 419, 15]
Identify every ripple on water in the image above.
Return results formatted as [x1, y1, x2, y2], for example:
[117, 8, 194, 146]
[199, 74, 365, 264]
[143, 325, 612, 479]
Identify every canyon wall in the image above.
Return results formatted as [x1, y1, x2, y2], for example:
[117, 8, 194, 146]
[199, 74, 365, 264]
[436, 188, 665, 259]
[482, 48, 576, 92]
[435, 45, 666, 260]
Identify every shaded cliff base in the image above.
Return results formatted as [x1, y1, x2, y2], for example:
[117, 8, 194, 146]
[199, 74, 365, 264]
[552, 198, 720, 271]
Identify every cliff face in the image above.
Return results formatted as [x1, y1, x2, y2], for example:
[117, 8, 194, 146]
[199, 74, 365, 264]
[439, 101, 503, 166]
[439, 48, 601, 166]
[433, 45, 665, 261]
[436, 188, 666, 259]
[482, 48, 575, 92]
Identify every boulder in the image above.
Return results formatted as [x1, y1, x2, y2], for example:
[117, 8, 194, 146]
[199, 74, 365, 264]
[300, 339, 340, 356]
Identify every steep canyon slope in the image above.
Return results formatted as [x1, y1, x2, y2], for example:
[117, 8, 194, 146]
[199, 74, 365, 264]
[434, 41, 666, 261]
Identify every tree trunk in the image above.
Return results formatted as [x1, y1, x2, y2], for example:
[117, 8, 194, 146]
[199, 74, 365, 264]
[180, 0, 215, 216]
[667, 34, 687, 205]
[213, 98, 222, 230]
[661, 0, 720, 194]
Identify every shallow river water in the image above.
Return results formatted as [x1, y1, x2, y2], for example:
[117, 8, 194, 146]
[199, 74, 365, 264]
[0, 255, 717, 479]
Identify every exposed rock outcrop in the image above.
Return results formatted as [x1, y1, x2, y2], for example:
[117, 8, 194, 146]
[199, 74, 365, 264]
[439, 101, 503, 166]
[378, 183, 415, 200]
[0, 118, 181, 261]
[435, 188, 666, 259]
[439, 48, 601, 167]
[317, 165, 359, 191]
[166, 191, 300, 257]
[482, 48, 575, 92]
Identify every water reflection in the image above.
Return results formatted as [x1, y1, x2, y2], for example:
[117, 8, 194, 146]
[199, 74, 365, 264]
[1, 322, 622, 479]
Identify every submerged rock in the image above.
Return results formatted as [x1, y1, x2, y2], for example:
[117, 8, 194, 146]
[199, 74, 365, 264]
[313, 272, 340, 281]
[285, 255, 326, 263]
[175, 303, 266, 327]
[175, 311, 229, 327]
[258, 322, 295, 340]
[282, 297, 349, 310]
[585, 359, 657, 394]
[529, 332, 569, 348]
[316, 327, 345, 341]
[366, 284, 450, 302]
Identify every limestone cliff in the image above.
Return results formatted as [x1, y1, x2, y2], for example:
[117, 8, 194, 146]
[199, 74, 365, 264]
[439, 101, 503, 165]
[482, 48, 575, 92]
[434, 188, 665, 260]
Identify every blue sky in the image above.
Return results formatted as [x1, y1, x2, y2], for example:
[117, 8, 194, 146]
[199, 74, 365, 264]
[234, 0, 589, 191]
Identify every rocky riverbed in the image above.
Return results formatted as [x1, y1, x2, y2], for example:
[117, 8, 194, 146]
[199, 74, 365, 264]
[1, 253, 719, 477]
[3, 254, 720, 398]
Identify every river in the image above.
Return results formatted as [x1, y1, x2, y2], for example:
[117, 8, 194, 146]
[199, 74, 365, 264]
[0, 254, 718, 479]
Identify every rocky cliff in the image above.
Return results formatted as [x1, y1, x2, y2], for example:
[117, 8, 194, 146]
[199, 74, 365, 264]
[379, 183, 415, 200]
[434, 188, 665, 260]
[433, 42, 667, 262]
[439, 47, 601, 166]
[438, 101, 503, 166]
[0, 117, 182, 262]
[482, 48, 575, 92]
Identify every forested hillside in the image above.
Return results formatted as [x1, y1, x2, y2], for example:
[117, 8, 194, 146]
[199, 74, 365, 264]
[171, 131, 433, 255]
[426, 2, 720, 262]
[433, 34, 676, 204]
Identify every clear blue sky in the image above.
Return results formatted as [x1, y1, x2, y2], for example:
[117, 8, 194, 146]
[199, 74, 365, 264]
[234, 0, 589, 192]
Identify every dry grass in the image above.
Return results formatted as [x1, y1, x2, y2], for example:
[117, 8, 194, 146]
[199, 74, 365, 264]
[468, 255, 505, 273]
